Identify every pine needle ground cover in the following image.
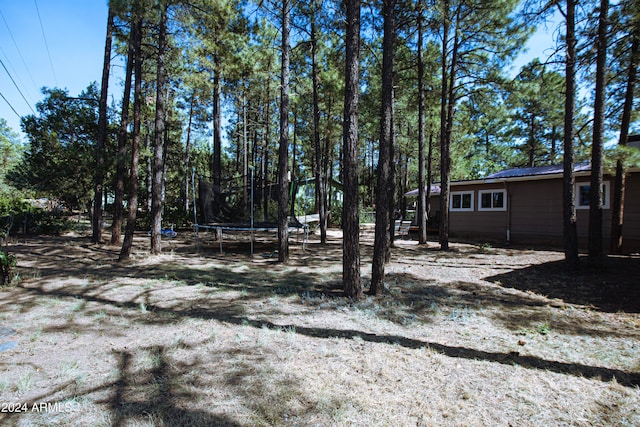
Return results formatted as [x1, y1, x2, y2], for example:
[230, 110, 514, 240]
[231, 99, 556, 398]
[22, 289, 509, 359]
[0, 231, 638, 426]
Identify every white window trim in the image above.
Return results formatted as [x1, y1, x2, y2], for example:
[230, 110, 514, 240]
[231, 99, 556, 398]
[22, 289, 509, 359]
[576, 181, 610, 210]
[478, 189, 507, 211]
[450, 191, 474, 212]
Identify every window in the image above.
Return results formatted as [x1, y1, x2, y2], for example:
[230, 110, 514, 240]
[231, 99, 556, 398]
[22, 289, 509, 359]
[450, 191, 474, 212]
[576, 181, 610, 209]
[478, 189, 507, 211]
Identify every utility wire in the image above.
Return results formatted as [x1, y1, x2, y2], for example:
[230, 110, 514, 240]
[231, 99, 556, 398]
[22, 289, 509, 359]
[0, 9, 39, 95]
[0, 57, 36, 115]
[33, 0, 58, 86]
[0, 90, 21, 119]
[0, 46, 36, 107]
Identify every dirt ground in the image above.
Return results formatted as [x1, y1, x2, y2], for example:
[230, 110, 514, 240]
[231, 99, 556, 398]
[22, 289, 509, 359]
[0, 228, 639, 426]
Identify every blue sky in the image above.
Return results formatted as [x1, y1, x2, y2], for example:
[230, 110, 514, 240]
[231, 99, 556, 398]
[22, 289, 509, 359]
[0, 0, 116, 138]
[1, 1, 558, 141]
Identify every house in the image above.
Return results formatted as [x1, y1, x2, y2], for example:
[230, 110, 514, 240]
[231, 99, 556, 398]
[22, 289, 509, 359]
[406, 163, 640, 253]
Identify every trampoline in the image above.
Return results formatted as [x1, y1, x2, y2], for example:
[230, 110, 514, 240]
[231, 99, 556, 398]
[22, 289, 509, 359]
[191, 169, 309, 255]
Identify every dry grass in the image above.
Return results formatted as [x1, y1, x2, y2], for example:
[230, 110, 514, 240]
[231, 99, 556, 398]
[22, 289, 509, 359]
[0, 230, 639, 426]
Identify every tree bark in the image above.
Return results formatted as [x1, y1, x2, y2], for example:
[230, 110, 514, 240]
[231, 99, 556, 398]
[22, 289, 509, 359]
[528, 114, 536, 167]
[92, 8, 114, 244]
[145, 125, 152, 212]
[243, 86, 248, 215]
[150, 5, 168, 255]
[387, 85, 396, 258]
[277, 0, 291, 263]
[184, 95, 194, 213]
[311, 1, 327, 244]
[562, 0, 579, 269]
[588, 0, 609, 265]
[611, 30, 639, 254]
[120, 12, 143, 261]
[370, 0, 395, 296]
[111, 12, 134, 245]
[439, 1, 459, 251]
[417, 3, 428, 245]
[342, 0, 362, 299]
[427, 129, 433, 222]
[263, 55, 273, 223]
[213, 53, 223, 219]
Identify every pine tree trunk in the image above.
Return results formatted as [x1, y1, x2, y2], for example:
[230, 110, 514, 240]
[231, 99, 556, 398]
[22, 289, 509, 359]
[322, 130, 342, 229]
[611, 31, 638, 254]
[145, 127, 152, 212]
[387, 86, 396, 257]
[161, 100, 170, 214]
[243, 88, 248, 214]
[311, 3, 327, 244]
[323, 102, 333, 227]
[427, 130, 433, 222]
[342, 0, 362, 299]
[213, 54, 222, 219]
[528, 115, 536, 167]
[588, 0, 609, 265]
[277, 0, 291, 263]
[563, 0, 579, 269]
[150, 5, 168, 255]
[439, 2, 459, 251]
[92, 8, 114, 244]
[370, 0, 395, 296]
[263, 58, 272, 223]
[120, 13, 143, 261]
[184, 96, 194, 213]
[417, 4, 428, 245]
[111, 16, 134, 245]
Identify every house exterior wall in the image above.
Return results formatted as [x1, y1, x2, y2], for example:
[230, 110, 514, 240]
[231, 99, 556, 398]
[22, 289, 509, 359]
[424, 171, 640, 253]
[447, 183, 509, 241]
[620, 171, 640, 253]
[509, 178, 563, 244]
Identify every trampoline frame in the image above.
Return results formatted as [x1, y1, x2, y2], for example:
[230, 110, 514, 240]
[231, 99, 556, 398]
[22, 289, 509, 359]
[192, 168, 309, 255]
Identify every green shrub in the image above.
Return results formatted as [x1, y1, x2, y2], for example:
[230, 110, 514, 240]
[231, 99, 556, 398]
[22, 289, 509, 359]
[0, 249, 16, 286]
[28, 211, 74, 235]
[0, 196, 32, 218]
[0, 197, 74, 235]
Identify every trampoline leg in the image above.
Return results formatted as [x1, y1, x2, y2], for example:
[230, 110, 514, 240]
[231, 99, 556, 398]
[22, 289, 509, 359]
[217, 227, 223, 254]
[304, 226, 308, 251]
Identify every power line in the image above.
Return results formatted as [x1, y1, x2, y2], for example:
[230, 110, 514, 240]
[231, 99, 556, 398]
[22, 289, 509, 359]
[0, 90, 21, 119]
[0, 46, 36, 107]
[33, 0, 58, 86]
[0, 57, 36, 115]
[0, 9, 39, 95]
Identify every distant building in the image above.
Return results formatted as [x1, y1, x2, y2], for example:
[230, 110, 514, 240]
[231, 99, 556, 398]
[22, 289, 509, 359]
[406, 163, 640, 253]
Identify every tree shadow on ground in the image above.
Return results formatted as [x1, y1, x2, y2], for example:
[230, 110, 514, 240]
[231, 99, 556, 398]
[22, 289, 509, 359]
[485, 255, 640, 313]
[0, 341, 282, 426]
[13, 283, 640, 388]
[104, 346, 244, 427]
[8, 235, 637, 338]
[4, 231, 640, 422]
[367, 271, 639, 339]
